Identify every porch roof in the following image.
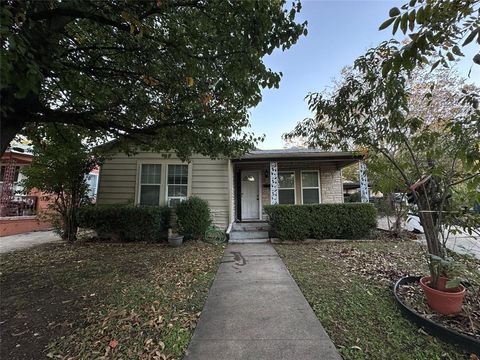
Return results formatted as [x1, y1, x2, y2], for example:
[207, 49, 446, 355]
[232, 149, 361, 166]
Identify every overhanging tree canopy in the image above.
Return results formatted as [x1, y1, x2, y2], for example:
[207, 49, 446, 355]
[1, 0, 307, 156]
[379, 0, 479, 74]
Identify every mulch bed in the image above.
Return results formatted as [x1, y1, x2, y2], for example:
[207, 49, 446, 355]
[397, 281, 480, 340]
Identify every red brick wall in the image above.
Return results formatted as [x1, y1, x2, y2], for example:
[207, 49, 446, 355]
[0, 216, 51, 237]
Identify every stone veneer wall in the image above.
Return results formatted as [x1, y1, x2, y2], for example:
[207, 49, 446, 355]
[320, 167, 344, 203]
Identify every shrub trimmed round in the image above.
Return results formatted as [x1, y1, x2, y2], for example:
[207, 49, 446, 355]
[264, 203, 377, 241]
[77, 204, 170, 242]
[175, 196, 211, 240]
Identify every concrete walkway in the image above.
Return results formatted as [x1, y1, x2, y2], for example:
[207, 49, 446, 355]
[185, 243, 341, 360]
[0, 230, 61, 254]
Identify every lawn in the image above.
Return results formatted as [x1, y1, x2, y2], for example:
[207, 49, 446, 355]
[275, 239, 479, 360]
[0, 241, 224, 360]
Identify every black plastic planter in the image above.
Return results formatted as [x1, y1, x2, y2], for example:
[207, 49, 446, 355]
[393, 276, 480, 354]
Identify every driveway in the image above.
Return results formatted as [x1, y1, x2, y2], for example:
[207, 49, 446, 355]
[440, 229, 480, 259]
[378, 216, 480, 259]
[184, 243, 341, 360]
[0, 231, 61, 254]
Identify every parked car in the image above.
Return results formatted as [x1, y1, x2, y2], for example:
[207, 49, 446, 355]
[406, 213, 424, 233]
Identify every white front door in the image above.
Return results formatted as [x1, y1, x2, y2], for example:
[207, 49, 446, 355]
[241, 170, 260, 220]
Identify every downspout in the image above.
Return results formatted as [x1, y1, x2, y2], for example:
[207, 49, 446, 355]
[226, 159, 234, 234]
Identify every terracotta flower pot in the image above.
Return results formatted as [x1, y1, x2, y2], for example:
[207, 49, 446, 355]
[420, 276, 466, 315]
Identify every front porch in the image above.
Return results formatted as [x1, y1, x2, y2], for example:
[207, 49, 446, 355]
[228, 149, 366, 243]
[231, 150, 363, 223]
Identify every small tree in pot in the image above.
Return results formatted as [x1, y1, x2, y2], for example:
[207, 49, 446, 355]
[286, 45, 479, 314]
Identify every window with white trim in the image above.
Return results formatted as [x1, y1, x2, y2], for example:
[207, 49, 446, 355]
[139, 164, 161, 205]
[278, 171, 295, 204]
[301, 171, 320, 204]
[167, 164, 188, 207]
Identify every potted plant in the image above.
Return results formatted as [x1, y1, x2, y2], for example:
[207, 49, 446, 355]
[168, 227, 184, 247]
[419, 254, 466, 315]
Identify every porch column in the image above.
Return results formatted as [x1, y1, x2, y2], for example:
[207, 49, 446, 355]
[359, 160, 369, 203]
[270, 161, 279, 205]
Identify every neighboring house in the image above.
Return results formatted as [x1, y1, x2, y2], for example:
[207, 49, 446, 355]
[0, 146, 51, 236]
[343, 180, 380, 201]
[85, 167, 100, 202]
[0, 146, 100, 236]
[96, 149, 361, 235]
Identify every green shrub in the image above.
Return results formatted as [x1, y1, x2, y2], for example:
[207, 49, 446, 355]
[175, 196, 211, 239]
[264, 203, 377, 241]
[77, 205, 170, 242]
[263, 205, 310, 241]
[346, 192, 361, 202]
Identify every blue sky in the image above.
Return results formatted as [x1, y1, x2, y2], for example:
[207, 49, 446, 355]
[249, 0, 480, 149]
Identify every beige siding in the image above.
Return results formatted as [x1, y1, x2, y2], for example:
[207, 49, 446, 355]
[191, 157, 230, 229]
[97, 151, 230, 229]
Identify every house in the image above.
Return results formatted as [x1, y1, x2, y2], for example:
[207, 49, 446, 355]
[96, 149, 362, 240]
[343, 180, 380, 201]
[0, 146, 51, 236]
[0, 146, 100, 236]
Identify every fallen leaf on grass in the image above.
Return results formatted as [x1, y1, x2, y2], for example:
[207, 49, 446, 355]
[418, 328, 429, 336]
[109, 339, 118, 348]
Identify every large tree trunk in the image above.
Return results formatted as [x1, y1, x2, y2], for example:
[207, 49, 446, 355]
[1, 89, 42, 154]
[1, 118, 25, 154]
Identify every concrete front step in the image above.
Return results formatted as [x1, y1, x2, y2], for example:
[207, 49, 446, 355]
[229, 238, 270, 244]
[229, 230, 269, 240]
[232, 222, 271, 232]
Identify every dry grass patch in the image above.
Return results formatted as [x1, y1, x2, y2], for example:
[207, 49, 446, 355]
[0, 241, 224, 360]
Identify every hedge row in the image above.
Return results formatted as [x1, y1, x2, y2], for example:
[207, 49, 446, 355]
[264, 203, 377, 241]
[77, 205, 171, 242]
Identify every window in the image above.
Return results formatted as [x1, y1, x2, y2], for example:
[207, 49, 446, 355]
[139, 164, 161, 205]
[167, 164, 188, 207]
[278, 172, 295, 204]
[1, 165, 21, 182]
[85, 174, 98, 198]
[301, 171, 320, 204]
[0, 165, 24, 195]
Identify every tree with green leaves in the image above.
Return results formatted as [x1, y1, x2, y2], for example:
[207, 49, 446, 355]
[339, 63, 479, 236]
[286, 45, 480, 287]
[379, 0, 479, 74]
[1, 0, 307, 156]
[21, 125, 99, 242]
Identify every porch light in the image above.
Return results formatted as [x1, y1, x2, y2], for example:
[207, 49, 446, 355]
[265, 170, 269, 179]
